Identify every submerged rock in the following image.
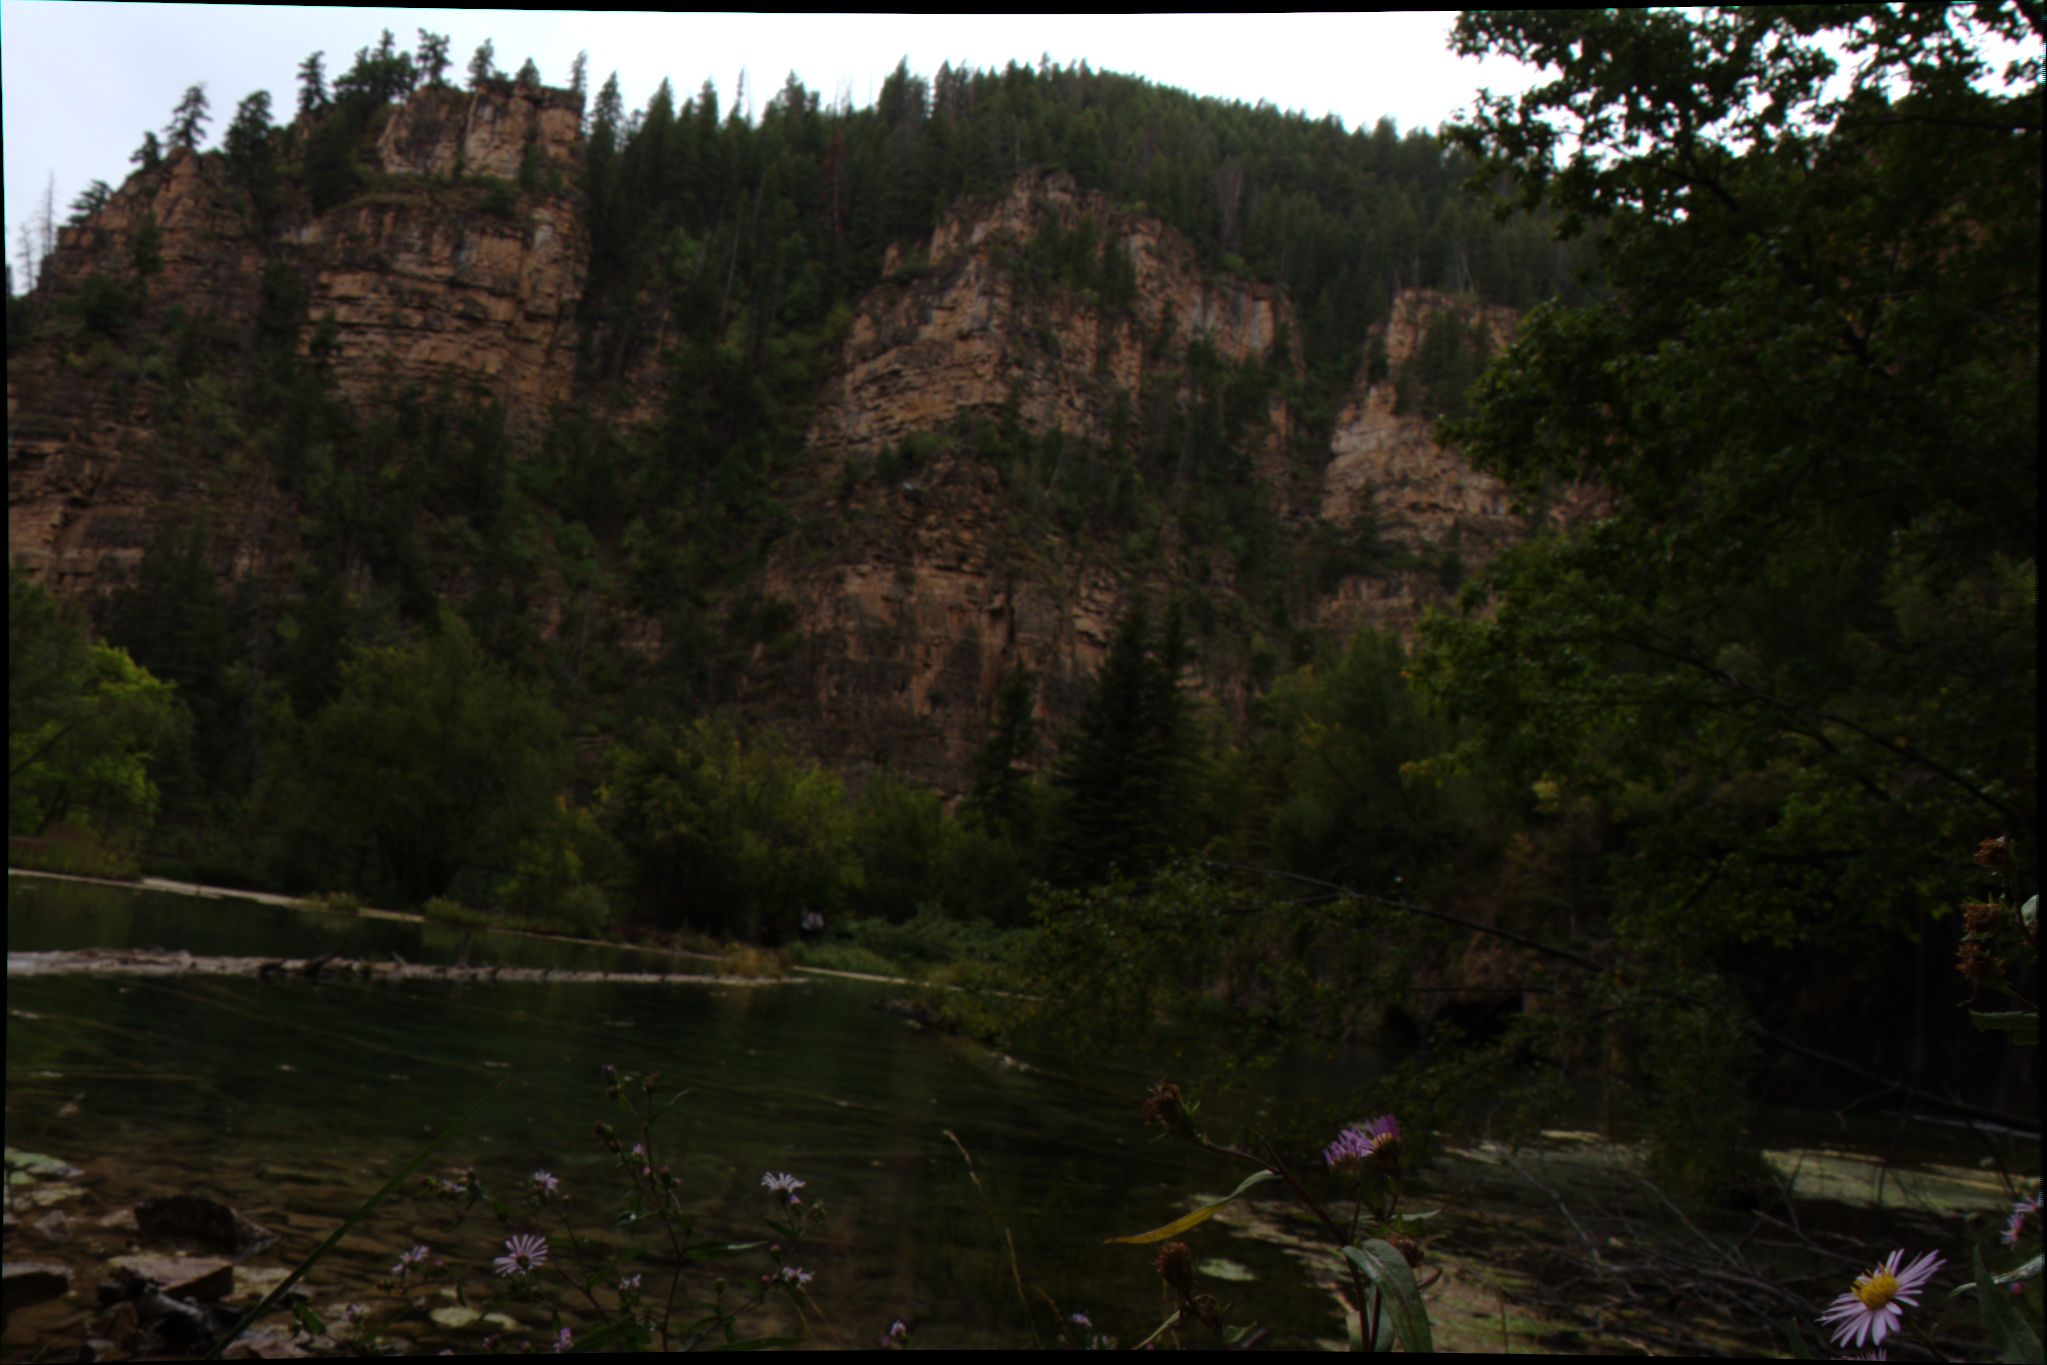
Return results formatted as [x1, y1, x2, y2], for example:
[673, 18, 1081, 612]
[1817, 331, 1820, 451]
[4, 1147, 83, 1180]
[106, 1252, 235, 1301]
[135, 1194, 276, 1255]
[1, 1260, 70, 1318]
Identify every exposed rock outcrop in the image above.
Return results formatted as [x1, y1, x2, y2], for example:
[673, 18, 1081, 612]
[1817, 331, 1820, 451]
[7, 82, 587, 595]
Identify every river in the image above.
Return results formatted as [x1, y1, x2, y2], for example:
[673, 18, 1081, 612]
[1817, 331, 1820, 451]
[5, 873, 2036, 1356]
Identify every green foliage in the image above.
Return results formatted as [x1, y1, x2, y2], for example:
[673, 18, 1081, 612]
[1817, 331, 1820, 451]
[600, 718, 860, 940]
[256, 611, 568, 904]
[1257, 629, 1493, 898]
[964, 664, 1040, 848]
[9, 567, 188, 842]
[496, 800, 625, 930]
[1016, 861, 1426, 1069]
[1050, 603, 1203, 885]
[1427, 5, 2039, 1171]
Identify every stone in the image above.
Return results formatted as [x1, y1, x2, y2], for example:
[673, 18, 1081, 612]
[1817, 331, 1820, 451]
[4, 1147, 83, 1180]
[106, 1252, 235, 1302]
[134, 1194, 277, 1255]
[31, 1208, 72, 1242]
[429, 1304, 482, 1329]
[1, 1260, 70, 1318]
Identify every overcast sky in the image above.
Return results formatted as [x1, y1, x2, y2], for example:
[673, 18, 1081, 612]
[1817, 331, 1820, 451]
[2, 6, 1550, 281]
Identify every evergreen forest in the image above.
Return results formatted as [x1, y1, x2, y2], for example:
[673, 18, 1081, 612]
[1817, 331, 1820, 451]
[5, 11, 2039, 1338]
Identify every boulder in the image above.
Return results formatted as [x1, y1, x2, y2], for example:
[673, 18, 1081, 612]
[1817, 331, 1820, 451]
[106, 1252, 235, 1301]
[1, 1259, 70, 1317]
[135, 1194, 276, 1254]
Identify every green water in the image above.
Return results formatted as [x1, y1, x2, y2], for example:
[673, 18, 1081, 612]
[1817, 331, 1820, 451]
[4, 878, 1352, 1353]
[8, 876, 2037, 1357]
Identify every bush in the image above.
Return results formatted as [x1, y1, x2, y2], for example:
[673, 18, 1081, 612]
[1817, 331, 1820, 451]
[8, 832, 141, 881]
[717, 943, 787, 979]
[785, 941, 902, 977]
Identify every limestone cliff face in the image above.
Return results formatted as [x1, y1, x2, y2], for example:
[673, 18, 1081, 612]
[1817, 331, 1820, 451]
[1311, 287, 1603, 643]
[806, 169, 1298, 495]
[8, 149, 283, 593]
[298, 84, 587, 428]
[11, 111, 1585, 793]
[7, 83, 586, 595]
[766, 171, 1297, 786]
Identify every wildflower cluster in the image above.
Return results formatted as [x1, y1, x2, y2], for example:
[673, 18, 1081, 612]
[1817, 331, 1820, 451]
[319, 1064, 830, 1354]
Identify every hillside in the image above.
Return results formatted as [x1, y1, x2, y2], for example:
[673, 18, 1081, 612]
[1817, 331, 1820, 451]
[7, 59, 1589, 792]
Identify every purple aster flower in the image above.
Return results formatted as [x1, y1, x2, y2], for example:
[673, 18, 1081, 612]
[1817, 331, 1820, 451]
[2002, 1190, 2041, 1246]
[393, 1243, 429, 1276]
[618, 1273, 642, 1293]
[762, 1171, 807, 1203]
[533, 1169, 560, 1196]
[780, 1265, 814, 1286]
[345, 1303, 366, 1325]
[1324, 1115, 1401, 1171]
[890, 1320, 909, 1340]
[1819, 1249, 1943, 1350]
[492, 1232, 550, 1278]
[553, 1327, 573, 1353]
[1069, 1312, 1092, 1328]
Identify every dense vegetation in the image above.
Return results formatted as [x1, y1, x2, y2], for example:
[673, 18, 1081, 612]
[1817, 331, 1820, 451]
[7, 8, 2038, 1201]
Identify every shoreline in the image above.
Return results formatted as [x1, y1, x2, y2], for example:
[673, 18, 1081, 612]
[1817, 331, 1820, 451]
[7, 867, 942, 988]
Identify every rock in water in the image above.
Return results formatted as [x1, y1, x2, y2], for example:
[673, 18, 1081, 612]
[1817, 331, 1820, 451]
[106, 1253, 235, 1302]
[134, 1195, 276, 1255]
[1, 1260, 70, 1318]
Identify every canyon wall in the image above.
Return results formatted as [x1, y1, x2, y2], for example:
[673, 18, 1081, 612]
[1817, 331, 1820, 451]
[8, 85, 1587, 791]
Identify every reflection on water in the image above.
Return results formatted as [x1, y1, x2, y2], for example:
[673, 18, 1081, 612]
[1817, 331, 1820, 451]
[6, 876, 2035, 1356]
[4, 878, 1349, 1353]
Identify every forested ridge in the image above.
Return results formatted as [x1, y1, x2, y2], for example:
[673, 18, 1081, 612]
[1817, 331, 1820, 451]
[7, 7, 2038, 1203]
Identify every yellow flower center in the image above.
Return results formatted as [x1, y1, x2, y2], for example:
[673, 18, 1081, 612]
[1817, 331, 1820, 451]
[1854, 1271, 1900, 1310]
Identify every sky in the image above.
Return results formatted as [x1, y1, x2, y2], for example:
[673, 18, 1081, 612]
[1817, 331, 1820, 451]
[1, 6, 1548, 280]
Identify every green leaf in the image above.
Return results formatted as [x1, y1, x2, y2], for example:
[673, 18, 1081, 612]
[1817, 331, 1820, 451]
[289, 1301, 325, 1337]
[1104, 1169, 1278, 1244]
[1974, 1245, 2044, 1364]
[204, 1076, 506, 1360]
[1372, 1289, 1395, 1352]
[1969, 1012, 2039, 1046]
[1343, 1241, 1434, 1354]
[1132, 1310, 1182, 1350]
[566, 1319, 651, 1354]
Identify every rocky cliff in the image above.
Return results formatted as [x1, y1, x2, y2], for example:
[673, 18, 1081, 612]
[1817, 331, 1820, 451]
[8, 84, 1581, 790]
[8, 82, 587, 595]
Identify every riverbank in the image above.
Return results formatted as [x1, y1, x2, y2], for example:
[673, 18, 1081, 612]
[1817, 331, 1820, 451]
[7, 868, 962, 990]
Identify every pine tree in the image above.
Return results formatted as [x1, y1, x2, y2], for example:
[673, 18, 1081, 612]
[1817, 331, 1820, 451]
[416, 30, 452, 88]
[569, 51, 588, 98]
[296, 51, 327, 117]
[68, 180, 113, 225]
[1051, 603, 1197, 884]
[467, 39, 497, 90]
[166, 83, 211, 151]
[515, 57, 541, 88]
[966, 663, 1039, 841]
[130, 130, 163, 172]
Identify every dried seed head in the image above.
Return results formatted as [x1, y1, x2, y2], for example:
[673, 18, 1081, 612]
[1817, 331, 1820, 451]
[1155, 1241, 1196, 1300]
[1974, 835, 2011, 870]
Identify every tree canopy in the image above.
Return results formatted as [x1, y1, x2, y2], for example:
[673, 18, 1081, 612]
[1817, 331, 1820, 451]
[1419, 6, 2039, 1177]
